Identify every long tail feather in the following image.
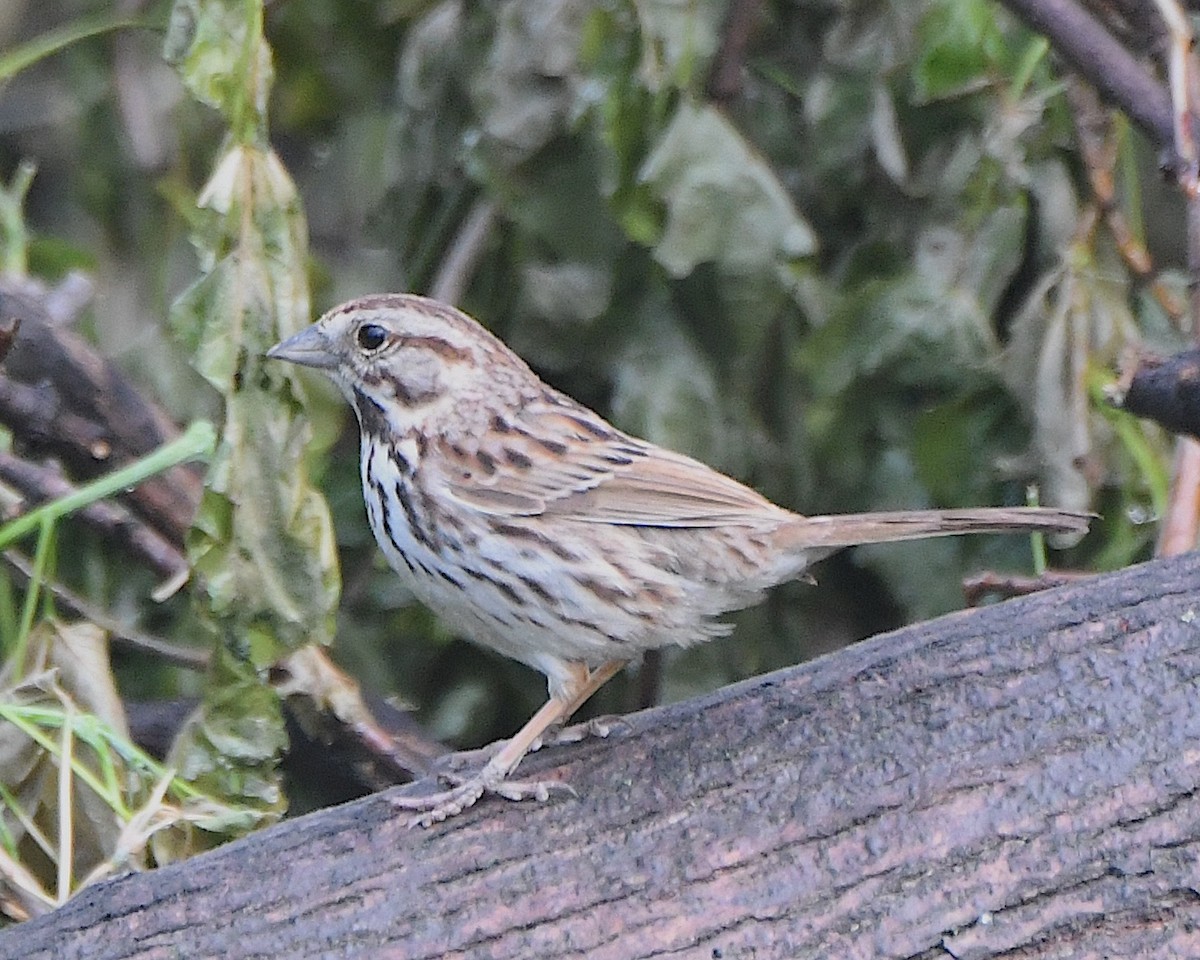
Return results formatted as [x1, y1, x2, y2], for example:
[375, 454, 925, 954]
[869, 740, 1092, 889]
[775, 507, 1092, 553]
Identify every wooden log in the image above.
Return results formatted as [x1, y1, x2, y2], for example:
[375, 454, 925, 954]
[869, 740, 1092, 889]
[4, 552, 1200, 958]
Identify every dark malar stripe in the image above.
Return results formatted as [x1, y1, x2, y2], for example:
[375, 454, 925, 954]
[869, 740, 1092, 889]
[353, 387, 390, 437]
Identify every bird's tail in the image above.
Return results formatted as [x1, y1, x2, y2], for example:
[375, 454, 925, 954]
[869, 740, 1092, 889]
[774, 506, 1092, 554]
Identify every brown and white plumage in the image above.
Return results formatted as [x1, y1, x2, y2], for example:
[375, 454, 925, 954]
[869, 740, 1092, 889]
[269, 293, 1091, 823]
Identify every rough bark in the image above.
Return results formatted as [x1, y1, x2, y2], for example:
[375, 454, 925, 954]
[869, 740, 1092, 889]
[4, 552, 1200, 959]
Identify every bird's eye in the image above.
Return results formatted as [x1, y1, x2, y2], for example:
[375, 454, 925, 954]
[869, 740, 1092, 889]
[356, 323, 388, 351]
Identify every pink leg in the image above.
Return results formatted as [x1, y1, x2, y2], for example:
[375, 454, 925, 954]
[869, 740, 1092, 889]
[391, 660, 627, 825]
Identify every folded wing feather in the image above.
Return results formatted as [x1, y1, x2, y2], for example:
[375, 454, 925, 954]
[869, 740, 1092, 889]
[439, 402, 790, 528]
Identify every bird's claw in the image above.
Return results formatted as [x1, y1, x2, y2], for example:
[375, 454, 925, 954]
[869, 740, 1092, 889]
[549, 714, 628, 746]
[390, 768, 573, 827]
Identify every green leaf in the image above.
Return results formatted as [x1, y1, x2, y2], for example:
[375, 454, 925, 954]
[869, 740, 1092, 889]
[164, 0, 340, 838]
[164, 0, 273, 140]
[0, 11, 158, 85]
[913, 0, 1006, 103]
[630, 0, 726, 91]
[639, 101, 817, 278]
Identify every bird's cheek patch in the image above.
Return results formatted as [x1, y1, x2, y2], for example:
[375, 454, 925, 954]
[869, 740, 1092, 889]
[391, 349, 445, 406]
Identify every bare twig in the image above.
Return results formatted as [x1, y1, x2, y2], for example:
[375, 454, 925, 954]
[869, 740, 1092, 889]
[961, 568, 1089, 605]
[1, 551, 208, 671]
[270, 647, 446, 785]
[0, 314, 18, 363]
[0, 452, 188, 579]
[1150, 0, 1200, 193]
[707, 0, 765, 102]
[428, 200, 497, 305]
[999, 0, 1174, 155]
[1157, 188, 1200, 555]
[1066, 80, 1187, 322]
[635, 649, 663, 710]
[0, 283, 202, 544]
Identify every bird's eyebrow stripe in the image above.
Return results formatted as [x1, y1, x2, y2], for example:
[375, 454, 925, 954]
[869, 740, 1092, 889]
[399, 335, 470, 362]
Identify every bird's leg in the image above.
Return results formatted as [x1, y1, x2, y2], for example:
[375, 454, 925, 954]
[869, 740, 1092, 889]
[531, 659, 629, 750]
[391, 659, 626, 825]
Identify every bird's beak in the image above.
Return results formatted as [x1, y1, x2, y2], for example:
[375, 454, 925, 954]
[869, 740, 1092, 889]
[266, 325, 339, 370]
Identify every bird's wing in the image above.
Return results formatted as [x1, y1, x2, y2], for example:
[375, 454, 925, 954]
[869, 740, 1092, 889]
[437, 400, 787, 528]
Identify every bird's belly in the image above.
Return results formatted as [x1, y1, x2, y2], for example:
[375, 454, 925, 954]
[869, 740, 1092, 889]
[371, 519, 629, 669]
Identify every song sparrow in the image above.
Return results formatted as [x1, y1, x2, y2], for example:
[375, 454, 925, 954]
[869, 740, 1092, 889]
[268, 294, 1090, 824]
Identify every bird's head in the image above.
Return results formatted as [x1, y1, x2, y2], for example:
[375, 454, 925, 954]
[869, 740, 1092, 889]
[268, 294, 528, 436]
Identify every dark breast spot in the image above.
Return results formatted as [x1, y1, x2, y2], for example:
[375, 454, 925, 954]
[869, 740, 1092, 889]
[505, 448, 534, 469]
[463, 565, 525, 606]
[536, 437, 568, 455]
[389, 444, 413, 476]
[395, 480, 436, 550]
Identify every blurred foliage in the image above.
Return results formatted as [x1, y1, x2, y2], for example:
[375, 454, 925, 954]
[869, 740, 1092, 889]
[0, 0, 1181, 855]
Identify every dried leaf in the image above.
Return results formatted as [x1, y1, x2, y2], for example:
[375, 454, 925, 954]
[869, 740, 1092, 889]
[0, 623, 142, 912]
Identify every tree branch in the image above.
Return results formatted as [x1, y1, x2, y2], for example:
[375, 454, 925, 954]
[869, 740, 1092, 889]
[0, 284, 201, 545]
[999, 0, 1174, 155]
[4, 552, 1199, 957]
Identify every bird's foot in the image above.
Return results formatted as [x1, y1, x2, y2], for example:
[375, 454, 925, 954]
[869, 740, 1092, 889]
[538, 713, 628, 748]
[390, 766, 574, 827]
